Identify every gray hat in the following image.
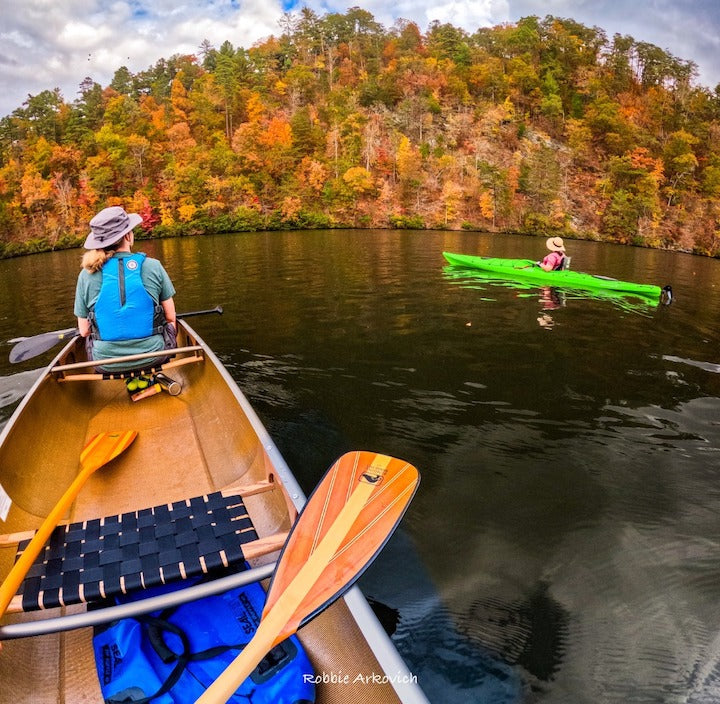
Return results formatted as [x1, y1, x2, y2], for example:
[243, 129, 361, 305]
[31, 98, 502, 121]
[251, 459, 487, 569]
[84, 206, 142, 249]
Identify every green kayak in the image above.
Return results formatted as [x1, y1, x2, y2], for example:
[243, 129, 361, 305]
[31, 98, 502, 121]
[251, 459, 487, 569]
[442, 252, 666, 301]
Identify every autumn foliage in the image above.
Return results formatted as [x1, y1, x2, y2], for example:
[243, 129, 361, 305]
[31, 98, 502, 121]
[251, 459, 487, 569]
[1, 11, 719, 257]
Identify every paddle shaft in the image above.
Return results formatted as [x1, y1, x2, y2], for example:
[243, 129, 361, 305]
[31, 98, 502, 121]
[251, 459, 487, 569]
[195, 460, 386, 704]
[0, 431, 137, 617]
[177, 306, 223, 318]
[0, 465, 95, 615]
[9, 306, 223, 363]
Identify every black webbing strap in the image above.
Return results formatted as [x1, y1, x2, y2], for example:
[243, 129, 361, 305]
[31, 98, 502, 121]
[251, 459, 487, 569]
[104, 611, 244, 704]
[16, 491, 258, 612]
[117, 259, 126, 307]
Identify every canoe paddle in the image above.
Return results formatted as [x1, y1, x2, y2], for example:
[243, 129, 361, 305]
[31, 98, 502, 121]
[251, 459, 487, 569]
[195, 450, 420, 704]
[0, 431, 138, 617]
[9, 306, 223, 363]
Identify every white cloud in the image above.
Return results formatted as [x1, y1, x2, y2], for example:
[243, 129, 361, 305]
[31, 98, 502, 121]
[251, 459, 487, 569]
[0, 0, 284, 116]
[423, 0, 509, 28]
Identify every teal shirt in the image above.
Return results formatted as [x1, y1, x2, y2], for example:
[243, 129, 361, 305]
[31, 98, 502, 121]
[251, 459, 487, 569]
[74, 252, 176, 370]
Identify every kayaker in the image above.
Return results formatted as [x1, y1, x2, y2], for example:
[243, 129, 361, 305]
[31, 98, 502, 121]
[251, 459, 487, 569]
[539, 237, 568, 271]
[74, 206, 177, 376]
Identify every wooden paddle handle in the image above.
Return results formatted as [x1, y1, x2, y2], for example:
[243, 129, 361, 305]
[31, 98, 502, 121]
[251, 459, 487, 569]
[0, 468, 91, 616]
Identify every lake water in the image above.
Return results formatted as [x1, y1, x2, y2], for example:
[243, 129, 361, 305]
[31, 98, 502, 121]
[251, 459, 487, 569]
[2, 229, 720, 704]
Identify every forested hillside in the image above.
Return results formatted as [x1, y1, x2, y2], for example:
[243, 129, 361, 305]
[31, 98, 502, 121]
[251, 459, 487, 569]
[1, 10, 719, 258]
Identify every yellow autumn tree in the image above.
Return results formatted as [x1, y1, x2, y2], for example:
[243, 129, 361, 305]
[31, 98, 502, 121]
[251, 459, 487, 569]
[343, 166, 374, 194]
[343, 166, 375, 221]
[396, 136, 421, 185]
[297, 157, 328, 196]
[441, 181, 463, 226]
[479, 191, 494, 221]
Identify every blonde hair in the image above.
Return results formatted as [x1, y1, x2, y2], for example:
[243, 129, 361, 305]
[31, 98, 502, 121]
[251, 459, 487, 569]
[81, 235, 127, 273]
[81, 249, 114, 273]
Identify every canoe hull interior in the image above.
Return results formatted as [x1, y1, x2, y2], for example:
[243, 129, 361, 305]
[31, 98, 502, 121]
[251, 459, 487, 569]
[0, 322, 417, 703]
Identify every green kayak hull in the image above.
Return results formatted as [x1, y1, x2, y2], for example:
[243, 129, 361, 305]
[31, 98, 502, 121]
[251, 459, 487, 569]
[442, 252, 663, 300]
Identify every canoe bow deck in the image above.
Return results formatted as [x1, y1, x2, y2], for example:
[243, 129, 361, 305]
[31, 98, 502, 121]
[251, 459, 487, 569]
[443, 251, 664, 300]
[0, 321, 426, 704]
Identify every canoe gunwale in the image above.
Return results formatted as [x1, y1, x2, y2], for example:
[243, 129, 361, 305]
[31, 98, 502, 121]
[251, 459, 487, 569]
[0, 337, 73, 453]
[0, 562, 276, 640]
[143, 322, 431, 702]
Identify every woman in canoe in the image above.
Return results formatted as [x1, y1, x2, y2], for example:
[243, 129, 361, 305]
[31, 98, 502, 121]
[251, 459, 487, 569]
[538, 236, 568, 271]
[74, 206, 177, 380]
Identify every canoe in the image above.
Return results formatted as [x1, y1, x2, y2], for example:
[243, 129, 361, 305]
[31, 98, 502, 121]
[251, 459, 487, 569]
[443, 251, 664, 300]
[0, 320, 427, 704]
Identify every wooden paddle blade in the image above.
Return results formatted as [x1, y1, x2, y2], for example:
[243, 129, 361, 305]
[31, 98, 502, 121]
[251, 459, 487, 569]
[194, 451, 419, 704]
[9, 328, 78, 363]
[264, 450, 419, 643]
[80, 431, 138, 473]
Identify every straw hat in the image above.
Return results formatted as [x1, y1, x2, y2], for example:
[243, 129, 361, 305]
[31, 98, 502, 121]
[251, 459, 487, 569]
[84, 206, 142, 249]
[546, 236, 565, 253]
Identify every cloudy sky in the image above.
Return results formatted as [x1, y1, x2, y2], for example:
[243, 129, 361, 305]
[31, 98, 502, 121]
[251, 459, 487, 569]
[0, 0, 718, 119]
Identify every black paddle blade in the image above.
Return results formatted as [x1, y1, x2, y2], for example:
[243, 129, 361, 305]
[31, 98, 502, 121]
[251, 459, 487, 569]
[9, 328, 78, 363]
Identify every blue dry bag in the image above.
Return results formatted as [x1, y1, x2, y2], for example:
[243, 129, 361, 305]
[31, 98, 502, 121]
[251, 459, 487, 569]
[92, 575, 315, 704]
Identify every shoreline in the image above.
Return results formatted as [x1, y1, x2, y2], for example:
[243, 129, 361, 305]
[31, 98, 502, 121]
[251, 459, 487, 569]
[0, 224, 707, 262]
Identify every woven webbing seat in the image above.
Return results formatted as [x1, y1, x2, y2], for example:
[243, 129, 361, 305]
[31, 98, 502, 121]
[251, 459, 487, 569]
[12, 490, 270, 613]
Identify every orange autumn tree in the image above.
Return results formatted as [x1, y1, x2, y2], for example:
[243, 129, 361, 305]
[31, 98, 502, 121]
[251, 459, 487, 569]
[0, 10, 718, 255]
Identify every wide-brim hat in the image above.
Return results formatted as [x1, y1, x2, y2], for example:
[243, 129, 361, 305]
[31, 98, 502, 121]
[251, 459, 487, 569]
[84, 206, 142, 249]
[546, 236, 565, 253]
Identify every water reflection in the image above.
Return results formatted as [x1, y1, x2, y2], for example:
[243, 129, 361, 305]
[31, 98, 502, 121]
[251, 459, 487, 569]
[0, 368, 43, 432]
[443, 265, 662, 317]
[663, 354, 720, 374]
[2, 231, 720, 702]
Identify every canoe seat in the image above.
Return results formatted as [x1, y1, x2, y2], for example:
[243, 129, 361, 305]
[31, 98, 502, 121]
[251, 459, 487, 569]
[50, 344, 204, 382]
[3, 484, 287, 614]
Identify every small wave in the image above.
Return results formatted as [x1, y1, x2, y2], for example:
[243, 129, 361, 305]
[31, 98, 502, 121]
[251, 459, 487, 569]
[663, 355, 720, 374]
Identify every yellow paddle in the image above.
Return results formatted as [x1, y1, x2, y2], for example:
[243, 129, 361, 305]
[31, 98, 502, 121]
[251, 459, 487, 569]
[196, 450, 420, 704]
[0, 431, 138, 617]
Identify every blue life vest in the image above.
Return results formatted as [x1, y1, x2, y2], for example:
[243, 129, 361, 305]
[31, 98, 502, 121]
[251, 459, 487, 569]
[93, 575, 315, 704]
[91, 253, 162, 341]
